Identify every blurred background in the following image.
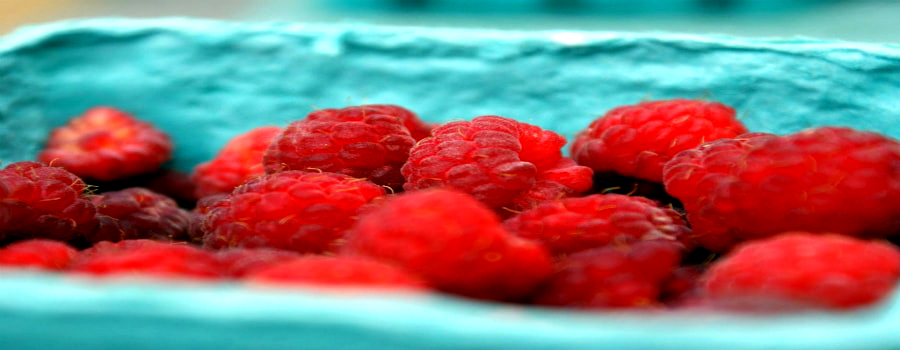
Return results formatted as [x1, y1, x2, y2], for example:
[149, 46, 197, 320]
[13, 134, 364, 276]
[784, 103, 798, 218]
[2, 0, 900, 43]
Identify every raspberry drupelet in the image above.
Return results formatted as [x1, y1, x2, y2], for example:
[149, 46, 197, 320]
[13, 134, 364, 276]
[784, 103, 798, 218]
[401, 116, 592, 214]
[203, 171, 385, 253]
[38, 107, 173, 181]
[88, 187, 193, 243]
[572, 99, 747, 183]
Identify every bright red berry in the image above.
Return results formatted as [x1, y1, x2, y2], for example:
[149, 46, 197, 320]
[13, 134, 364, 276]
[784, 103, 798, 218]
[572, 99, 747, 183]
[533, 240, 682, 309]
[69, 239, 221, 279]
[203, 171, 385, 253]
[342, 189, 553, 301]
[504, 194, 690, 255]
[0, 239, 78, 270]
[402, 116, 592, 213]
[214, 248, 302, 278]
[88, 187, 193, 243]
[263, 105, 418, 189]
[38, 107, 173, 181]
[192, 126, 282, 198]
[69, 239, 220, 279]
[247, 256, 429, 290]
[308, 104, 432, 140]
[702, 232, 900, 310]
[663, 127, 900, 252]
[0, 161, 97, 242]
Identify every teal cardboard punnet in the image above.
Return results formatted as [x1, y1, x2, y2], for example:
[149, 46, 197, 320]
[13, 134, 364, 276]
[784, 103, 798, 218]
[1, 18, 900, 350]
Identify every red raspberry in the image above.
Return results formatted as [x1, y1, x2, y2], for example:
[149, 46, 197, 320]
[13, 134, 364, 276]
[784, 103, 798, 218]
[247, 256, 429, 290]
[88, 188, 193, 243]
[504, 194, 690, 255]
[186, 194, 228, 244]
[401, 116, 592, 213]
[214, 248, 302, 278]
[0, 162, 97, 242]
[192, 126, 282, 198]
[203, 171, 385, 253]
[309, 104, 432, 140]
[663, 127, 900, 252]
[660, 265, 705, 307]
[69, 239, 220, 279]
[263, 105, 418, 189]
[533, 240, 682, 309]
[342, 189, 553, 301]
[0, 239, 78, 270]
[702, 232, 900, 310]
[572, 99, 747, 183]
[38, 107, 173, 181]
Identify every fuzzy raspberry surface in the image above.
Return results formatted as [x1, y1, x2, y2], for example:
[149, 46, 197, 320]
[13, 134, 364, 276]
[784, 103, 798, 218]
[702, 232, 900, 310]
[0, 161, 97, 242]
[203, 171, 385, 253]
[38, 107, 173, 181]
[572, 99, 747, 183]
[504, 193, 690, 255]
[533, 240, 682, 309]
[0, 239, 78, 270]
[263, 105, 418, 189]
[663, 127, 900, 252]
[193, 126, 282, 198]
[70, 239, 220, 279]
[248, 256, 429, 290]
[88, 187, 193, 243]
[309, 104, 432, 141]
[214, 248, 303, 278]
[401, 116, 592, 213]
[342, 189, 553, 301]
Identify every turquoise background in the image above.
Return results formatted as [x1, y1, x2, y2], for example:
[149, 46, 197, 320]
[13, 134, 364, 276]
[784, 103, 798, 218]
[1, 18, 900, 349]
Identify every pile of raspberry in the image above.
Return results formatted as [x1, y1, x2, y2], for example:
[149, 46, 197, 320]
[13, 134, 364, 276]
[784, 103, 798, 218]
[2, 100, 899, 312]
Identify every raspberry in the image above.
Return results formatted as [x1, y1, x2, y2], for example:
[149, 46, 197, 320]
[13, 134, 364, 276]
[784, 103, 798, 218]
[70, 239, 220, 279]
[88, 188, 193, 243]
[192, 126, 282, 198]
[660, 265, 705, 307]
[214, 248, 302, 278]
[0, 239, 78, 270]
[247, 256, 429, 290]
[401, 116, 592, 213]
[533, 240, 682, 309]
[504, 194, 690, 255]
[38, 107, 173, 181]
[203, 171, 385, 253]
[186, 194, 228, 244]
[263, 105, 417, 189]
[702, 232, 900, 310]
[342, 189, 553, 301]
[0, 161, 97, 242]
[309, 104, 432, 141]
[572, 99, 747, 183]
[663, 127, 900, 251]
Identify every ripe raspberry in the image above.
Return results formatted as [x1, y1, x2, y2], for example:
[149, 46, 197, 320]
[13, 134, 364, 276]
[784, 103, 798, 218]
[342, 189, 553, 301]
[214, 248, 302, 278]
[572, 99, 747, 183]
[38, 107, 173, 181]
[402, 116, 592, 213]
[247, 256, 429, 290]
[660, 265, 705, 307]
[88, 187, 193, 243]
[0, 239, 78, 270]
[203, 171, 385, 253]
[192, 126, 282, 198]
[533, 240, 682, 309]
[663, 127, 900, 251]
[504, 194, 690, 255]
[309, 104, 432, 140]
[70, 239, 220, 279]
[702, 232, 900, 310]
[186, 194, 228, 244]
[263, 105, 418, 189]
[0, 161, 97, 242]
